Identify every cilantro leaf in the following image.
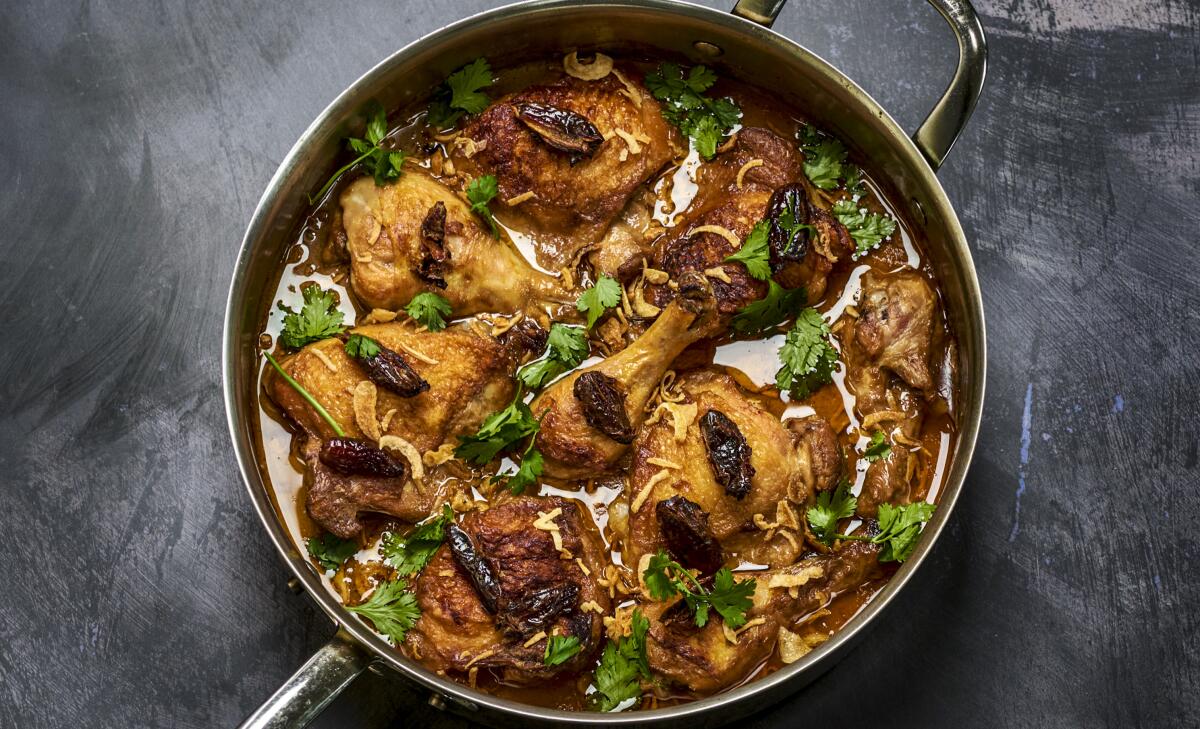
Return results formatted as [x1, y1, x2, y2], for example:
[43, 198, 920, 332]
[455, 392, 539, 464]
[309, 103, 407, 203]
[872, 502, 937, 563]
[381, 504, 454, 577]
[404, 292, 452, 331]
[426, 58, 493, 129]
[306, 533, 358, 572]
[591, 609, 650, 712]
[775, 307, 838, 398]
[730, 279, 806, 335]
[345, 579, 421, 645]
[641, 550, 756, 629]
[863, 431, 892, 462]
[832, 199, 897, 258]
[517, 358, 567, 390]
[518, 323, 589, 390]
[807, 478, 857, 546]
[279, 284, 346, 350]
[502, 443, 543, 495]
[576, 274, 622, 329]
[724, 220, 771, 280]
[645, 63, 741, 160]
[543, 634, 582, 666]
[344, 333, 381, 360]
[466, 175, 500, 237]
[802, 138, 846, 190]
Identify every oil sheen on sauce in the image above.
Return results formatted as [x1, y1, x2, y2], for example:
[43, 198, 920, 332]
[253, 55, 959, 711]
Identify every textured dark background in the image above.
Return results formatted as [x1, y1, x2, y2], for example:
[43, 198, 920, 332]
[1, 0, 1197, 727]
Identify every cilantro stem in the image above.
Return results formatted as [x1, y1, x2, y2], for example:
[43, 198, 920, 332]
[307, 150, 373, 205]
[264, 351, 347, 437]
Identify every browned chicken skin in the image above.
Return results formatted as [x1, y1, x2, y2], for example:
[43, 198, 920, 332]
[453, 69, 675, 267]
[621, 370, 843, 571]
[642, 540, 881, 693]
[650, 128, 853, 317]
[268, 322, 541, 537]
[340, 171, 568, 314]
[843, 270, 938, 516]
[407, 495, 610, 684]
[530, 272, 720, 479]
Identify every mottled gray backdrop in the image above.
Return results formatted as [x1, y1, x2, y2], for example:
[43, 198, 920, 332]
[0, 0, 1197, 727]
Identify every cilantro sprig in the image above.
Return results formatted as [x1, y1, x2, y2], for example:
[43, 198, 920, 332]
[309, 104, 406, 204]
[840, 502, 937, 563]
[723, 221, 771, 280]
[343, 333, 381, 359]
[832, 199, 898, 258]
[642, 551, 756, 629]
[543, 634, 582, 666]
[306, 533, 358, 572]
[591, 609, 651, 712]
[863, 431, 892, 462]
[381, 505, 454, 577]
[518, 323, 590, 390]
[346, 578, 421, 645]
[279, 285, 346, 350]
[404, 292, 452, 331]
[797, 123, 849, 191]
[730, 279, 807, 335]
[455, 389, 544, 494]
[645, 63, 741, 159]
[806, 479, 857, 547]
[576, 274, 622, 329]
[466, 175, 500, 237]
[427, 58, 494, 129]
[775, 307, 838, 398]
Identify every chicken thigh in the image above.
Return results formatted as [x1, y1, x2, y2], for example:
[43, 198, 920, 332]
[340, 171, 568, 314]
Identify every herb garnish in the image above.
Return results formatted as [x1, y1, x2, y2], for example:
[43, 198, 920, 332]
[832, 199, 898, 258]
[309, 104, 406, 204]
[343, 333, 381, 359]
[591, 609, 651, 712]
[863, 431, 892, 462]
[279, 285, 347, 350]
[642, 550, 756, 629]
[306, 533, 358, 572]
[426, 58, 494, 129]
[723, 221, 771, 280]
[576, 274, 622, 329]
[346, 578, 421, 645]
[381, 504, 454, 577]
[775, 307, 838, 398]
[804, 484, 937, 563]
[543, 634, 583, 666]
[404, 292, 453, 331]
[797, 123, 848, 190]
[645, 63, 742, 159]
[465, 175, 500, 237]
[455, 389, 540, 465]
[730, 280, 807, 335]
[517, 323, 590, 390]
[263, 351, 346, 437]
[806, 479, 856, 547]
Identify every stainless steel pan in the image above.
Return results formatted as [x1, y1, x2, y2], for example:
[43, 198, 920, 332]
[223, 1, 987, 726]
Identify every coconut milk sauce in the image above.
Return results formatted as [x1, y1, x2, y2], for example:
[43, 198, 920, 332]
[252, 56, 957, 709]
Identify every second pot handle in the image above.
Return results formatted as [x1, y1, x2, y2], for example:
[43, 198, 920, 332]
[731, 0, 987, 171]
[237, 631, 371, 729]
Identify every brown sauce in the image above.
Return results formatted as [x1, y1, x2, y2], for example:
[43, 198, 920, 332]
[253, 53, 957, 711]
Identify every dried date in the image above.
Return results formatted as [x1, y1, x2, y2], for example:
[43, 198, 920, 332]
[497, 582, 580, 637]
[447, 524, 501, 614]
[416, 201, 450, 288]
[700, 409, 755, 499]
[656, 495, 723, 575]
[573, 371, 634, 444]
[766, 183, 813, 269]
[515, 102, 603, 156]
[318, 437, 409, 478]
[351, 344, 430, 398]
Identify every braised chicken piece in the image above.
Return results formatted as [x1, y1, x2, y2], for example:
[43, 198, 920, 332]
[530, 272, 720, 479]
[269, 321, 543, 537]
[407, 495, 610, 683]
[842, 270, 938, 516]
[650, 128, 853, 316]
[620, 370, 843, 571]
[452, 68, 674, 267]
[339, 170, 568, 314]
[642, 541, 881, 693]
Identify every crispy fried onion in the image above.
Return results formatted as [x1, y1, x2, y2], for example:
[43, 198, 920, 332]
[398, 342, 438, 365]
[312, 347, 339, 373]
[611, 68, 642, 107]
[631, 469, 672, 513]
[716, 131, 739, 154]
[703, 266, 732, 284]
[483, 311, 524, 337]
[523, 631, 548, 648]
[380, 408, 397, 433]
[689, 224, 741, 249]
[646, 457, 681, 470]
[563, 51, 613, 81]
[353, 381, 380, 440]
[624, 268, 661, 318]
[450, 135, 486, 158]
[753, 499, 802, 540]
[860, 409, 908, 430]
[579, 600, 605, 614]
[645, 401, 697, 443]
[533, 507, 573, 559]
[379, 435, 424, 484]
[505, 190, 537, 206]
[768, 563, 825, 599]
[422, 442, 457, 467]
[777, 626, 830, 664]
[613, 128, 643, 157]
[736, 159, 764, 189]
[722, 616, 767, 645]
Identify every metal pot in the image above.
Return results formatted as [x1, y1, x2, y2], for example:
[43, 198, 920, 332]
[223, 0, 987, 726]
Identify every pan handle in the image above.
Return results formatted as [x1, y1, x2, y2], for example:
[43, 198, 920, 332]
[237, 631, 371, 729]
[731, 0, 988, 171]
